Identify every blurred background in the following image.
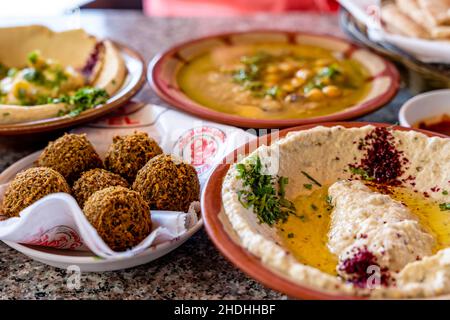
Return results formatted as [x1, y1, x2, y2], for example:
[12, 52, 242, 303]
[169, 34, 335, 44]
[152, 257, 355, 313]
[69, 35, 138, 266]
[1, 0, 339, 18]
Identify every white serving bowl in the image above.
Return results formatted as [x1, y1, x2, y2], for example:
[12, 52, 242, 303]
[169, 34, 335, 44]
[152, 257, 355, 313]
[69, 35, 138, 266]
[399, 89, 450, 128]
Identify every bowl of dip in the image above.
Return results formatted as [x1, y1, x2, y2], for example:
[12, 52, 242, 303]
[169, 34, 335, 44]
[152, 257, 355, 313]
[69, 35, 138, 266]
[399, 89, 450, 136]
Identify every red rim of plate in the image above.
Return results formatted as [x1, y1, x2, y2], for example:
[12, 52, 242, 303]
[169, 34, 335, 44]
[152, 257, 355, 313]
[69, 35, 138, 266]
[202, 122, 447, 300]
[150, 30, 400, 129]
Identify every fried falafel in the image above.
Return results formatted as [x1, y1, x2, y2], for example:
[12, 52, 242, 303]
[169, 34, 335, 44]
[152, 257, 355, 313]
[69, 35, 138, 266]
[83, 186, 152, 251]
[2, 167, 71, 217]
[132, 154, 200, 212]
[73, 168, 129, 207]
[37, 133, 103, 184]
[104, 131, 163, 183]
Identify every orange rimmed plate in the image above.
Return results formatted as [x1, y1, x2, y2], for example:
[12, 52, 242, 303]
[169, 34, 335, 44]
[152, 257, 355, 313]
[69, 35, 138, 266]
[150, 30, 400, 129]
[202, 122, 447, 300]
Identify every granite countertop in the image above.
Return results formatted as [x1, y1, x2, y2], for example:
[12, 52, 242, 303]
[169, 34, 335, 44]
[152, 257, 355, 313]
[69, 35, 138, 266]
[0, 10, 411, 299]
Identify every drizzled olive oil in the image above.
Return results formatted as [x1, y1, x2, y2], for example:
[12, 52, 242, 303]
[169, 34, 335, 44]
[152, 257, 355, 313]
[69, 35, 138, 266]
[370, 185, 450, 252]
[277, 184, 450, 275]
[277, 186, 338, 275]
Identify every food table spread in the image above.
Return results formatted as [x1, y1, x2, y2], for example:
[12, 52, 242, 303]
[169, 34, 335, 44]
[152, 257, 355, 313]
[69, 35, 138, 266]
[0, 9, 414, 299]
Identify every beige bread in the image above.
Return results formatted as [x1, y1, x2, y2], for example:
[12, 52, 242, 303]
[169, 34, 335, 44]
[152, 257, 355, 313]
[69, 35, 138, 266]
[0, 25, 96, 68]
[381, 3, 430, 38]
[418, 0, 450, 26]
[396, 0, 450, 39]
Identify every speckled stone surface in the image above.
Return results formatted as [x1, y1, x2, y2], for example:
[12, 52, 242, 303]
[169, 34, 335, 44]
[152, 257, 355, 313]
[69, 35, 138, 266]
[0, 10, 412, 300]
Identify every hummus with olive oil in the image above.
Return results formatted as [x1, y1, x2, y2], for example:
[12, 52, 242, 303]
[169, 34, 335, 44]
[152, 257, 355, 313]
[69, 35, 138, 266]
[222, 125, 450, 298]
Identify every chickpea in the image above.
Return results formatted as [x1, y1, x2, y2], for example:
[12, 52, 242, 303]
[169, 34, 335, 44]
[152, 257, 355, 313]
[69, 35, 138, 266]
[12, 80, 31, 99]
[261, 98, 282, 111]
[266, 65, 278, 74]
[264, 74, 280, 84]
[320, 77, 331, 86]
[290, 77, 305, 88]
[281, 83, 294, 92]
[322, 85, 341, 98]
[295, 69, 312, 80]
[315, 59, 332, 67]
[305, 88, 324, 101]
[279, 62, 294, 72]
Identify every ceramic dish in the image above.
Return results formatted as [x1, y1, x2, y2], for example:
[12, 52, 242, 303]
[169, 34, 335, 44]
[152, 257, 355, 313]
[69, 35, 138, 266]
[0, 41, 146, 136]
[0, 151, 202, 272]
[202, 122, 448, 299]
[399, 89, 450, 131]
[150, 30, 399, 129]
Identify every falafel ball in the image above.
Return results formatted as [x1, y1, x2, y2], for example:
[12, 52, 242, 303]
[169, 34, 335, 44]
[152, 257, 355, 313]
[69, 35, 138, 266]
[83, 186, 152, 251]
[73, 168, 129, 207]
[132, 154, 200, 212]
[104, 131, 163, 183]
[2, 167, 71, 217]
[37, 133, 103, 184]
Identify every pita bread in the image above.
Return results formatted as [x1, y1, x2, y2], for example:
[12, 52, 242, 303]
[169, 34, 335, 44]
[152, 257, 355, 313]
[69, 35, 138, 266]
[396, 0, 431, 27]
[396, 0, 450, 39]
[0, 25, 97, 68]
[429, 25, 450, 38]
[381, 3, 430, 38]
[418, 0, 450, 26]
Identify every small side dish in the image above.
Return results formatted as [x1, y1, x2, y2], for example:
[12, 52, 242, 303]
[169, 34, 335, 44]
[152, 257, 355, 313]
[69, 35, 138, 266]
[399, 89, 450, 136]
[151, 31, 399, 128]
[0, 131, 200, 252]
[217, 124, 449, 298]
[413, 114, 450, 136]
[0, 26, 127, 125]
[178, 44, 371, 119]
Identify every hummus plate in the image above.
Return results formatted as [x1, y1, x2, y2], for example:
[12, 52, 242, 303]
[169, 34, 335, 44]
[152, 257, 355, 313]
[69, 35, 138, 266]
[150, 30, 399, 128]
[203, 122, 450, 299]
[0, 25, 145, 135]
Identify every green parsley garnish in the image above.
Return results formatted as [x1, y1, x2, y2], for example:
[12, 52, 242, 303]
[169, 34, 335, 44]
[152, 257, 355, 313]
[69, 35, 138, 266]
[0, 63, 7, 78]
[52, 87, 109, 117]
[318, 64, 341, 78]
[236, 156, 296, 226]
[300, 171, 322, 187]
[265, 85, 280, 99]
[303, 183, 313, 190]
[326, 195, 333, 206]
[439, 203, 450, 211]
[349, 166, 374, 181]
[27, 51, 39, 65]
[443, 190, 448, 196]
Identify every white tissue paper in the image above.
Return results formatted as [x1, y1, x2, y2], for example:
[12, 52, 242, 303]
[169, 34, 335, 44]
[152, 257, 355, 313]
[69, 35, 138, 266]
[0, 102, 255, 258]
[339, 0, 450, 64]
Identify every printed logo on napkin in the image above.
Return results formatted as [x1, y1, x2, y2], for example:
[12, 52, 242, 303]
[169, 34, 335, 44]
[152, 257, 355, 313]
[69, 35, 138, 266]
[26, 226, 83, 250]
[173, 127, 226, 175]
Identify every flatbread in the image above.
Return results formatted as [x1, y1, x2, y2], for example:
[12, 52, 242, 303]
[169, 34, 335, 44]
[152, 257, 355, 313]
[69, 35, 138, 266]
[0, 25, 97, 68]
[418, 0, 450, 26]
[396, 0, 450, 39]
[381, 3, 430, 38]
[396, 0, 431, 27]
[430, 25, 450, 38]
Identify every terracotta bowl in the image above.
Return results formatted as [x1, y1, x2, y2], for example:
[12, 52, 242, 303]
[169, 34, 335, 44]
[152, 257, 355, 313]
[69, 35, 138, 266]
[0, 41, 146, 136]
[202, 122, 447, 300]
[150, 30, 400, 129]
